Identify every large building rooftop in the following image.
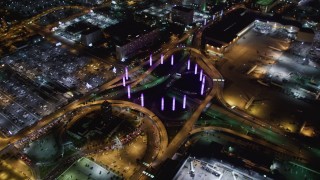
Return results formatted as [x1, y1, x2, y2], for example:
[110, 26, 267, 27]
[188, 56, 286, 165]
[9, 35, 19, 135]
[66, 21, 99, 35]
[172, 5, 194, 13]
[106, 20, 156, 45]
[203, 8, 255, 45]
[256, 0, 275, 6]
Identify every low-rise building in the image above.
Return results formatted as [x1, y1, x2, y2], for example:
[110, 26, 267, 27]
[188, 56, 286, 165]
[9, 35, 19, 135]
[80, 26, 103, 46]
[171, 6, 194, 25]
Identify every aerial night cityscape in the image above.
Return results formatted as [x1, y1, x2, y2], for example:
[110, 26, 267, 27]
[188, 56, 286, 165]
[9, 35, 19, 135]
[0, 0, 320, 179]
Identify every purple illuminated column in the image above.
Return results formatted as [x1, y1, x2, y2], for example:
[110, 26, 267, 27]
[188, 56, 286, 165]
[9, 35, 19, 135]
[161, 97, 164, 111]
[161, 54, 164, 64]
[201, 76, 206, 95]
[212, 15, 215, 20]
[204, 19, 207, 26]
[141, 93, 144, 107]
[199, 69, 203, 81]
[194, 64, 198, 74]
[122, 76, 126, 87]
[187, 59, 190, 70]
[127, 85, 131, 99]
[183, 95, 186, 109]
[171, 55, 174, 65]
[125, 66, 128, 80]
[149, 54, 152, 66]
[201, 82, 205, 95]
[172, 97, 176, 111]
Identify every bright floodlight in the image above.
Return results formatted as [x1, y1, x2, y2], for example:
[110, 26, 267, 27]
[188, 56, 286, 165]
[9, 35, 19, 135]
[127, 85, 131, 99]
[125, 67, 128, 80]
[187, 59, 190, 70]
[183, 95, 186, 109]
[172, 97, 176, 111]
[200, 69, 203, 81]
[122, 76, 126, 87]
[150, 54, 153, 66]
[194, 64, 198, 74]
[171, 55, 174, 65]
[161, 97, 164, 111]
[141, 93, 144, 107]
[161, 54, 164, 64]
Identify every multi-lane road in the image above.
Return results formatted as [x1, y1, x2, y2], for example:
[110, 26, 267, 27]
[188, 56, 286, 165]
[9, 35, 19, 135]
[1, 4, 320, 179]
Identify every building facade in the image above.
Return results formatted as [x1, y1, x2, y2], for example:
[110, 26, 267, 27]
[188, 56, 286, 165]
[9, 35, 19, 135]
[115, 29, 160, 60]
[171, 6, 194, 25]
[80, 27, 103, 46]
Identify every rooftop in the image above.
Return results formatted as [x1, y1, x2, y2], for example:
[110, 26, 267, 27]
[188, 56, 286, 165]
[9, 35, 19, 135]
[172, 6, 194, 13]
[80, 26, 101, 36]
[203, 8, 255, 44]
[66, 21, 98, 34]
[139, 6, 171, 18]
[106, 20, 156, 45]
[256, 0, 274, 6]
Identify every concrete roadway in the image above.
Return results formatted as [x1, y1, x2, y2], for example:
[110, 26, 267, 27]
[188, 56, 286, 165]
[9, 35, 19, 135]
[151, 47, 221, 168]
[51, 99, 166, 179]
[0, 3, 193, 179]
[16, 43, 317, 178]
[190, 126, 304, 162]
[3, 10, 320, 178]
[171, 84, 313, 165]
[68, 99, 168, 180]
[40, 98, 168, 160]
[128, 30, 197, 88]
[0, 22, 189, 178]
[0, 69, 125, 150]
[186, 47, 320, 169]
[143, 46, 320, 174]
[0, 5, 89, 48]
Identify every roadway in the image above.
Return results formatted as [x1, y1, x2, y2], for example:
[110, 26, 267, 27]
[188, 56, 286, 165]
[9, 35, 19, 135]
[2, 6, 320, 178]
[150, 47, 222, 168]
[0, 5, 88, 53]
[139, 45, 320, 175]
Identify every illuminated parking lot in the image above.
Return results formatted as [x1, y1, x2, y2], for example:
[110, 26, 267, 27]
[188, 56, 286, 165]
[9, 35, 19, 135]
[53, 12, 118, 42]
